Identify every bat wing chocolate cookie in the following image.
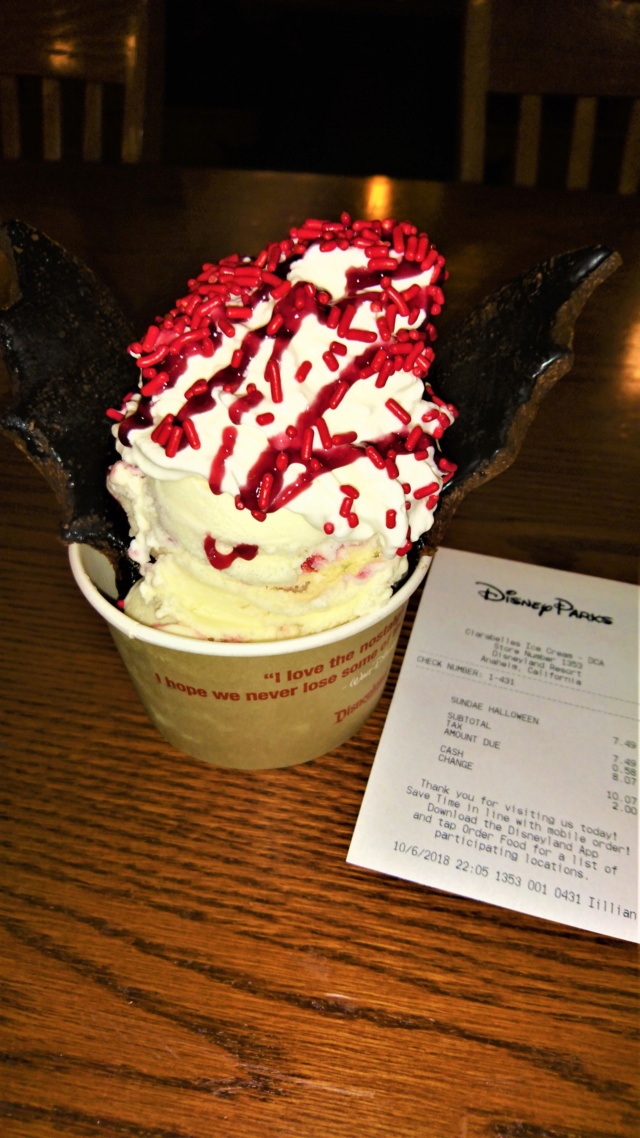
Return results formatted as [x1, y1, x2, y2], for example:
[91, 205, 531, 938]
[422, 244, 621, 553]
[0, 220, 138, 586]
[0, 219, 620, 625]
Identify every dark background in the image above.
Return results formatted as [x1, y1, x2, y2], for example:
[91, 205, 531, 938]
[162, 0, 463, 181]
[8, 0, 632, 192]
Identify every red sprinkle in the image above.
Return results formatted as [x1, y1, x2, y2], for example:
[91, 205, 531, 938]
[265, 359, 283, 402]
[375, 359, 395, 388]
[266, 244, 281, 272]
[134, 344, 167, 369]
[439, 457, 458, 473]
[141, 372, 169, 397]
[260, 270, 282, 287]
[258, 472, 274, 509]
[151, 414, 175, 445]
[106, 408, 124, 421]
[316, 417, 332, 449]
[421, 248, 439, 271]
[295, 361, 312, 383]
[368, 257, 398, 272]
[185, 379, 209, 399]
[324, 521, 335, 535]
[366, 445, 385, 469]
[256, 412, 275, 426]
[404, 340, 426, 371]
[182, 418, 200, 449]
[366, 244, 391, 258]
[414, 482, 440, 499]
[140, 325, 160, 353]
[385, 398, 411, 425]
[323, 351, 340, 372]
[392, 226, 405, 254]
[386, 509, 397, 528]
[165, 424, 183, 458]
[385, 285, 409, 316]
[329, 379, 349, 408]
[271, 280, 291, 301]
[337, 305, 355, 336]
[405, 425, 424, 451]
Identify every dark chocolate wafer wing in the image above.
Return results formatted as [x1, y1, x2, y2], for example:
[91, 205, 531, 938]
[0, 220, 138, 564]
[0, 223, 620, 573]
[420, 245, 621, 553]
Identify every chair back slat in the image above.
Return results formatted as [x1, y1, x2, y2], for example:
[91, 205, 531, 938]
[619, 99, 640, 195]
[83, 82, 103, 162]
[567, 97, 598, 191]
[461, 0, 640, 193]
[514, 95, 542, 188]
[0, 0, 162, 163]
[460, 0, 490, 182]
[0, 75, 21, 160]
[42, 78, 62, 161]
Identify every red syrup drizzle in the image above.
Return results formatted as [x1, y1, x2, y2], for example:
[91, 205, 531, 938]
[114, 215, 456, 540]
[117, 400, 153, 444]
[204, 535, 258, 570]
[209, 426, 238, 494]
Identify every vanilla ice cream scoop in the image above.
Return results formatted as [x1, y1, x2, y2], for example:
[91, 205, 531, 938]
[0, 220, 620, 637]
[106, 214, 458, 639]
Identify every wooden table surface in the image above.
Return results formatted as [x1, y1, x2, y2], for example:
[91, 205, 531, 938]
[0, 164, 638, 1138]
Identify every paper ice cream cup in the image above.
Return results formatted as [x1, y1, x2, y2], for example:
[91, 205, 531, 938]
[69, 544, 430, 769]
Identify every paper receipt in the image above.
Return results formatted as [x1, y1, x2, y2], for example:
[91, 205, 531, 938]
[348, 548, 639, 942]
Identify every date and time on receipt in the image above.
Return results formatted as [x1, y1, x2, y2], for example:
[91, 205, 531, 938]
[348, 548, 638, 943]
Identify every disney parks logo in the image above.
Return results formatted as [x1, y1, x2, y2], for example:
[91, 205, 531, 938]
[476, 583, 613, 624]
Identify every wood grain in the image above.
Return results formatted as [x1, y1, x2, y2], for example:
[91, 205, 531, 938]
[0, 165, 638, 1138]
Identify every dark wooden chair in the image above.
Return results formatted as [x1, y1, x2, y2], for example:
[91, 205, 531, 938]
[0, 0, 164, 163]
[460, 0, 640, 193]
